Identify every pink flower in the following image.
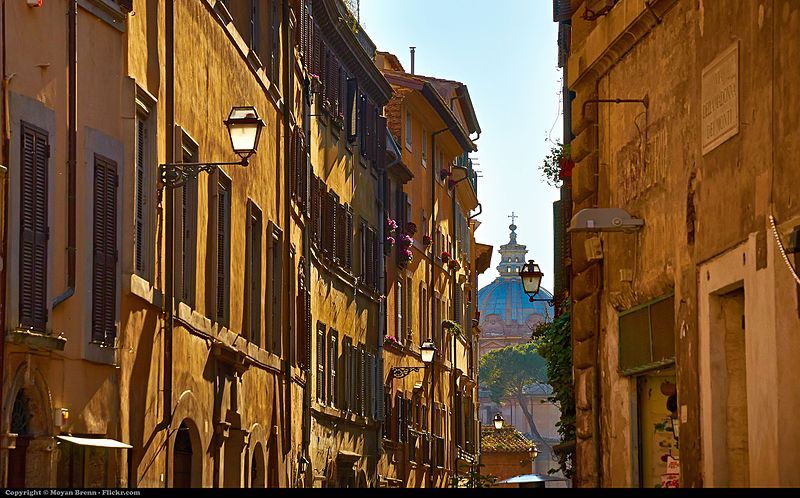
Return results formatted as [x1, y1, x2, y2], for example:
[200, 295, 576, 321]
[386, 236, 395, 245]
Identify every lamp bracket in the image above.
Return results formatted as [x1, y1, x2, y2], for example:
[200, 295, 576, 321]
[159, 160, 247, 189]
[390, 366, 422, 379]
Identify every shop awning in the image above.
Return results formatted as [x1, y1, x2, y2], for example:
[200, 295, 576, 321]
[57, 435, 132, 449]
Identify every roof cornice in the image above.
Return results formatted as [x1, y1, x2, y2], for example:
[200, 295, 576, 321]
[314, 0, 393, 105]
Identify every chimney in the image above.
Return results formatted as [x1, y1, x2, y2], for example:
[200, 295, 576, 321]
[410, 47, 416, 74]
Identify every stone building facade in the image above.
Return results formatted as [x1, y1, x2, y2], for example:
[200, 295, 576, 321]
[374, 51, 488, 488]
[556, 0, 800, 488]
[0, 0, 489, 488]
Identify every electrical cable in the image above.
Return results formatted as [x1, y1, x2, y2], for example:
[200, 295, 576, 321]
[769, 214, 800, 286]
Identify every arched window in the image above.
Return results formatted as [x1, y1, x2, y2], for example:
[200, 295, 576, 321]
[251, 443, 266, 488]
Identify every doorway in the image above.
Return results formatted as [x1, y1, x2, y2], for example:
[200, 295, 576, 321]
[173, 422, 193, 488]
[8, 390, 33, 488]
[710, 287, 749, 487]
[636, 373, 679, 488]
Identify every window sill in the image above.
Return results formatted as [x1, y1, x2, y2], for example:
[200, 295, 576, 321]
[128, 273, 163, 308]
[6, 328, 66, 352]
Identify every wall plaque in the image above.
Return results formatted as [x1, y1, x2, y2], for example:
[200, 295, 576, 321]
[702, 42, 739, 154]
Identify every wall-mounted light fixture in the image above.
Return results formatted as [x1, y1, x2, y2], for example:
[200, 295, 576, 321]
[389, 340, 436, 379]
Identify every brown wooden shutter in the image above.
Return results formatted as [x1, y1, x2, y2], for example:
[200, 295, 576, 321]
[376, 116, 387, 171]
[216, 180, 229, 325]
[19, 124, 49, 332]
[298, 135, 308, 214]
[346, 79, 358, 141]
[289, 128, 297, 200]
[92, 156, 118, 345]
[371, 227, 379, 291]
[345, 206, 353, 270]
[134, 117, 146, 274]
[310, 175, 319, 242]
[305, 288, 312, 369]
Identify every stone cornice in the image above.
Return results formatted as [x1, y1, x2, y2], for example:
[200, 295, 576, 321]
[313, 0, 393, 105]
[567, 0, 678, 89]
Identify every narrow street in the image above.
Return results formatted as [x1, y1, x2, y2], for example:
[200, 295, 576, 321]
[0, 0, 798, 490]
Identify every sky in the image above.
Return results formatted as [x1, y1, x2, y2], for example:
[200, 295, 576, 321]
[357, 0, 563, 291]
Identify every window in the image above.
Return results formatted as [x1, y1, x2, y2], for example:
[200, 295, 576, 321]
[214, 174, 231, 327]
[91, 155, 118, 346]
[421, 128, 427, 165]
[619, 295, 676, 375]
[269, 0, 280, 83]
[328, 330, 338, 408]
[133, 92, 156, 280]
[316, 322, 326, 403]
[250, 0, 260, 53]
[296, 259, 311, 370]
[346, 78, 359, 142]
[405, 111, 412, 151]
[245, 201, 262, 346]
[341, 338, 352, 412]
[268, 223, 283, 356]
[176, 135, 198, 308]
[19, 122, 49, 333]
[419, 283, 427, 343]
[396, 280, 403, 344]
[407, 279, 414, 341]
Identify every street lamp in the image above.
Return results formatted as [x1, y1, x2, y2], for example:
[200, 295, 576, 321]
[160, 105, 265, 188]
[389, 339, 437, 379]
[518, 260, 543, 302]
[528, 444, 540, 462]
[493, 413, 504, 430]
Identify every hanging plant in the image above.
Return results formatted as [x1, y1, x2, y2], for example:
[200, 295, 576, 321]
[386, 236, 396, 247]
[440, 251, 452, 263]
[448, 259, 461, 271]
[308, 73, 323, 94]
[386, 217, 398, 234]
[442, 319, 463, 338]
[440, 168, 452, 181]
[540, 141, 571, 187]
[423, 235, 433, 247]
[384, 335, 399, 347]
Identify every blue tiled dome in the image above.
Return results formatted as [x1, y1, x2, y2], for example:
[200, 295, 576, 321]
[478, 278, 552, 325]
[477, 220, 552, 326]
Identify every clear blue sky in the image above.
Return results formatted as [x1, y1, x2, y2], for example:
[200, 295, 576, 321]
[358, 0, 563, 291]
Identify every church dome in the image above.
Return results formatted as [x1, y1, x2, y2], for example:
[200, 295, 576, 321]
[477, 219, 552, 336]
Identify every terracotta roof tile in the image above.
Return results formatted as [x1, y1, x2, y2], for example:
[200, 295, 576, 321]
[481, 426, 533, 453]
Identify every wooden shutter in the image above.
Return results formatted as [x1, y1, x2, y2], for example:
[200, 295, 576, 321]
[298, 134, 308, 213]
[92, 156, 118, 345]
[19, 123, 49, 332]
[134, 117, 146, 274]
[216, 179, 230, 325]
[316, 324, 325, 402]
[336, 201, 346, 264]
[289, 128, 298, 200]
[333, 60, 341, 117]
[376, 116, 387, 170]
[344, 206, 353, 270]
[553, 0, 574, 21]
[371, 227, 379, 291]
[359, 347, 366, 416]
[329, 332, 337, 407]
[359, 95, 367, 154]
[310, 175, 319, 242]
[346, 79, 358, 141]
[377, 354, 385, 421]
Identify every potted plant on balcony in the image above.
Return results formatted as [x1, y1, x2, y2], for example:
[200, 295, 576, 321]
[440, 168, 452, 181]
[383, 335, 399, 347]
[440, 251, 452, 263]
[386, 217, 398, 234]
[448, 259, 461, 271]
[423, 234, 433, 248]
[386, 235, 396, 248]
[541, 141, 572, 187]
[308, 73, 323, 94]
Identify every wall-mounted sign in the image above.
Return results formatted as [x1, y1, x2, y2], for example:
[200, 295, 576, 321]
[702, 42, 739, 155]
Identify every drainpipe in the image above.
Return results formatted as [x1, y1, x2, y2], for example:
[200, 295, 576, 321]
[53, 0, 78, 310]
[281, 0, 293, 469]
[159, 0, 176, 487]
[0, 0, 8, 455]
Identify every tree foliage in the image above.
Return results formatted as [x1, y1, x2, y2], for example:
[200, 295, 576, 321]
[450, 464, 498, 488]
[479, 342, 548, 441]
[531, 309, 575, 478]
